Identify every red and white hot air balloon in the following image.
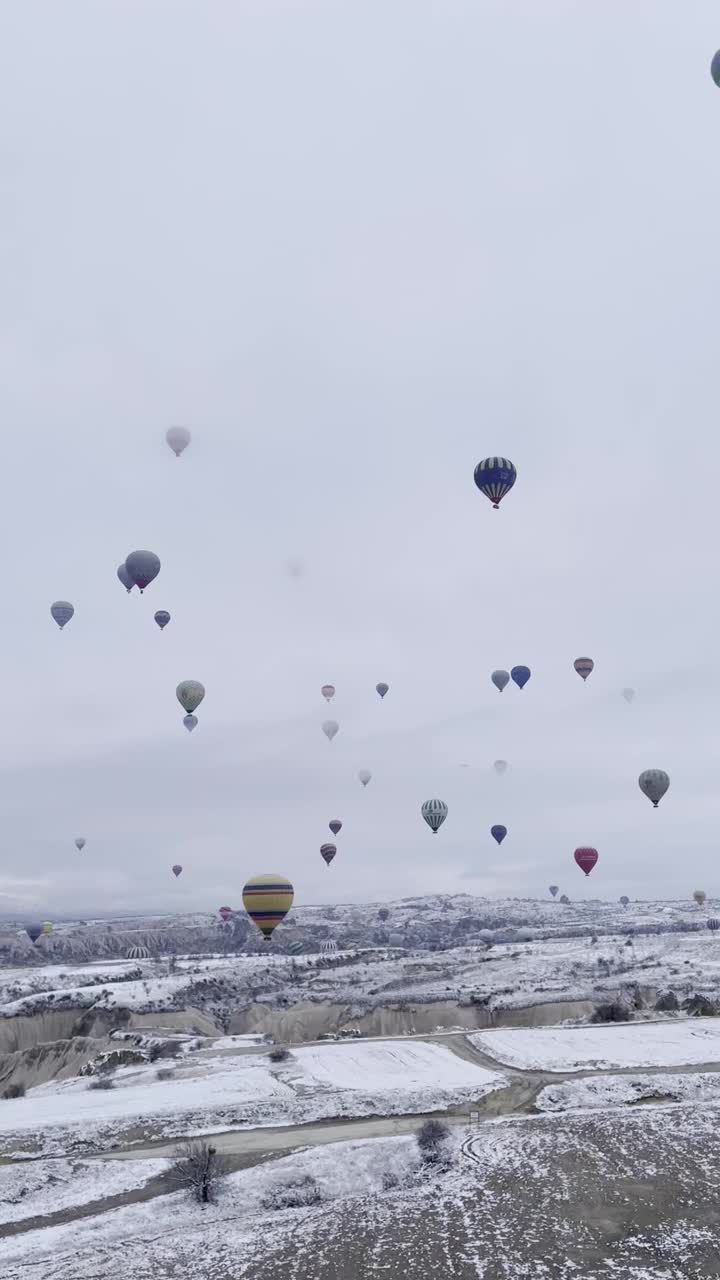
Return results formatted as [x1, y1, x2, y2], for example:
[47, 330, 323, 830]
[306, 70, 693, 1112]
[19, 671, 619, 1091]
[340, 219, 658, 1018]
[574, 847, 598, 876]
[574, 657, 594, 682]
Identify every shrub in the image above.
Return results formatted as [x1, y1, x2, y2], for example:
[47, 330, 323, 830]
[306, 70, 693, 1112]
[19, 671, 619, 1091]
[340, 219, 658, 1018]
[167, 1140, 226, 1205]
[87, 1077, 115, 1090]
[416, 1118, 450, 1165]
[268, 1046, 290, 1063]
[148, 1041, 182, 1063]
[261, 1174, 322, 1210]
[2, 1082, 26, 1099]
[156, 1068, 175, 1081]
[683, 993, 719, 1017]
[591, 1001, 631, 1024]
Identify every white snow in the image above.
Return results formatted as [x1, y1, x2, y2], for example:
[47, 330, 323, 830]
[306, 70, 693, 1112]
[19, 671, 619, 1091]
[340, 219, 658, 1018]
[0, 1157, 168, 1225]
[292, 1039, 492, 1090]
[473, 1018, 720, 1072]
[536, 1070, 720, 1111]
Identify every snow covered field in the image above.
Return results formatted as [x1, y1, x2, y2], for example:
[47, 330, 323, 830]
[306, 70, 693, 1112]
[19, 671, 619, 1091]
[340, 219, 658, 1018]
[536, 1071, 720, 1111]
[473, 1018, 720, 1071]
[0, 1158, 168, 1226]
[0, 1039, 503, 1156]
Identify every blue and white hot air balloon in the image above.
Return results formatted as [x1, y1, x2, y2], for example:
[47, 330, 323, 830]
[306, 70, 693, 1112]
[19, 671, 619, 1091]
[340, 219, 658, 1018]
[473, 457, 517, 510]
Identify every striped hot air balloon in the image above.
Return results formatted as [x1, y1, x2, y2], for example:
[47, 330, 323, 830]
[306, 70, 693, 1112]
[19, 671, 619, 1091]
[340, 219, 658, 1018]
[574, 657, 594, 681]
[421, 799, 448, 833]
[242, 874, 294, 942]
[320, 843, 337, 866]
[708, 918, 720, 933]
[473, 457, 517, 509]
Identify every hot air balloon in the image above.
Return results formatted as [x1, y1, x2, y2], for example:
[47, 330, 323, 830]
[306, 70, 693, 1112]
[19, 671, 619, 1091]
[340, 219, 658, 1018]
[620, 895, 630, 907]
[321, 938, 338, 954]
[322, 719, 339, 742]
[183, 714, 198, 733]
[638, 769, 669, 809]
[491, 669, 510, 693]
[125, 550, 161, 593]
[559, 894, 570, 905]
[242, 873, 294, 942]
[288, 938, 304, 954]
[218, 907, 233, 923]
[421, 799, 448, 833]
[51, 601, 74, 629]
[708, 918, 720, 933]
[376, 682, 389, 699]
[41, 921, 53, 936]
[177, 681, 205, 714]
[117, 564, 134, 592]
[75, 837, 86, 851]
[166, 426, 192, 457]
[712, 51, 720, 86]
[548, 885, 559, 899]
[622, 688, 635, 704]
[329, 819, 342, 836]
[154, 611, 171, 630]
[358, 769, 372, 787]
[493, 760, 508, 775]
[172, 864, 182, 877]
[574, 847, 598, 876]
[25, 923, 42, 943]
[694, 889, 706, 907]
[491, 825, 507, 845]
[574, 657, 594, 681]
[321, 684, 335, 702]
[320, 843, 337, 866]
[511, 666, 531, 690]
[473, 457, 517, 509]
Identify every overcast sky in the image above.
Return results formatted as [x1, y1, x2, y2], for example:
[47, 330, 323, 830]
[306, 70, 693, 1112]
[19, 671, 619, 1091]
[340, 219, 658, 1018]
[0, 0, 719, 917]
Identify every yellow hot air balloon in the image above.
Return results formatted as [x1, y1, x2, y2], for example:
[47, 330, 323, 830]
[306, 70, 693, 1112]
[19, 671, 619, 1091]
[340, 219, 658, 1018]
[242, 874, 294, 942]
[41, 921, 53, 936]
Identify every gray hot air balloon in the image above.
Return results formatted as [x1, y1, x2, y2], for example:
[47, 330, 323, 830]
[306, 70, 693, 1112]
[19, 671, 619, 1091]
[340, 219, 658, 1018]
[51, 601, 74, 629]
[491, 669, 510, 693]
[166, 426, 191, 457]
[25, 923, 42, 943]
[638, 768, 670, 809]
[493, 760, 508, 775]
[154, 610, 171, 630]
[712, 51, 720, 87]
[421, 798, 448, 833]
[75, 837, 86, 851]
[172, 863, 183, 877]
[549, 885, 559, 898]
[622, 688, 635, 704]
[177, 680, 205, 714]
[358, 769, 372, 787]
[125, 550, 161, 593]
[322, 719, 339, 742]
[117, 563, 135, 592]
[376, 682, 389, 699]
[183, 714, 198, 732]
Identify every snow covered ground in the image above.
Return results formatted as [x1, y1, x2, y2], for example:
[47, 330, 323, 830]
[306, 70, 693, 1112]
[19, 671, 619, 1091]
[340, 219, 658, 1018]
[473, 1018, 720, 1071]
[536, 1071, 720, 1111]
[0, 1039, 503, 1156]
[0, 1157, 168, 1225]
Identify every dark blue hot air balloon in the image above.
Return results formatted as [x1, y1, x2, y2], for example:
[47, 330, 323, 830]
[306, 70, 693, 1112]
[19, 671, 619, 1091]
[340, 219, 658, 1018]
[473, 457, 517, 509]
[491, 825, 507, 845]
[511, 665, 531, 690]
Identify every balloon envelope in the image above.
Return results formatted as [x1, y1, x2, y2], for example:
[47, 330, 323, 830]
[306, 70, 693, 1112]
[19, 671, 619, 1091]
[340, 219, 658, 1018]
[172, 864, 182, 877]
[574, 657, 594, 681]
[421, 799, 448, 833]
[177, 681, 205, 714]
[25, 923, 42, 943]
[638, 769, 670, 808]
[574, 846, 598, 876]
[321, 684, 335, 702]
[322, 719, 339, 741]
[694, 889, 706, 906]
[473, 457, 517, 509]
[125, 550, 161, 592]
[75, 837, 86, 851]
[154, 611, 171, 630]
[622, 688, 635, 703]
[183, 714, 198, 732]
[491, 824, 507, 845]
[511, 665, 531, 690]
[358, 769, 372, 787]
[712, 51, 720, 86]
[51, 601, 74, 629]
[218, 907, 233, 922]
[329, 819, 342, 835]
[117, 564, 134, 592]
[166, 426, 191, 456]
[42, 921, 52, 935]
[376, 682, 389, 699]
[493, 760, 508, 775]
[242, 873, 294, 941]
[491, 669, 510, 693]
[549, 885, 559, 898]
[620, 895, 630, 906]
[708, 918, 720, 933]
[320, 842, 337, 866]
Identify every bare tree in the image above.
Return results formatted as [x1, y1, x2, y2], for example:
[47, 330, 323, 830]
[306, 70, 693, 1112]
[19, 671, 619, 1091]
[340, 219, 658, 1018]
[416, 1118, 450, 1166]
[168, 1140, 226, 1205]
